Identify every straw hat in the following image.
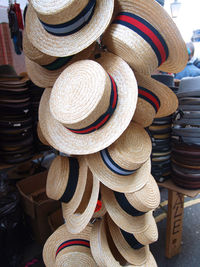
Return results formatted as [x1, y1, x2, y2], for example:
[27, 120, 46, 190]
[132, 72, 178, 128]
[107, 215, 157, 266]
[37, 122, 50, 146]
[26, 0, 114, 57]
[62, 167, 101, 234]
[101, 184, 158, 244]
[86, 122, 151, 193]
[24, 31, 96, 88]
[125, 174, 160, 212]
[90, 216, 157, 267]
[39, 52, 138, 155]
[46, 156, 88, 214]
[43, 224, 97, 267]
[102, 0, 187, 74]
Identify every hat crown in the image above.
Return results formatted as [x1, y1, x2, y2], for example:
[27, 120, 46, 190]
[50, 60, 112, 129]
[30, 0, 89, 25]
[179, 76, 200, 93]
[108, 123, 151, 170]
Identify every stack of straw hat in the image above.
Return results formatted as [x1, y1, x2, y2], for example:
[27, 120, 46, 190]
[148, 74, 179, 183]
[23, 0, 188, 266]
[171, 76, 200, 189]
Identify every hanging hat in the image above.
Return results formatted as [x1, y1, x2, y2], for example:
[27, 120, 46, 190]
[46, 155, 102, 234]
[132, 72, 178, 127]
[37, 122, 50, 146]
[62, 167, 101, 234]
[177, 76, 200, 98]
[24, 29, 96, 88]
[102, 0, 187, 74]
[39, 52, 138, 155]
[86, 122, 152, 193]
[107, 215, 158, 266]
[43, 224, 97, 267]
[26, 0, 114, 57]
[101, 184, 158, 245]
[90, 216, 157, 267]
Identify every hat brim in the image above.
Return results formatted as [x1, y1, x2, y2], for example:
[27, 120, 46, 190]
[39, 52, 138, 155]
[102, 0, 187, 74]
[101, 184, 158, 243]
[133, 73, 178, 127]
[125, 174, 160, 212]
[25, 43, 95, 88]
[62, 168, 100, 234]
[107, 215, 157, 266]
[26, 1, 114, 57]
[91, 216, 156, 266]
[177, 91, 200, 98]
[43, 224, 96, 267]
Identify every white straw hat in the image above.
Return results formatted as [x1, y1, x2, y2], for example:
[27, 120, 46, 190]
[43, 224, 97, 267]
[132, 72, 178, 127]
[90, 216, 158, 267]
[26, 0, 114, 57]
[102, 0, 187, 74]
[39, 52, 138, 155]
[101, 184, 158, 245]
[86, 122, 152, 193]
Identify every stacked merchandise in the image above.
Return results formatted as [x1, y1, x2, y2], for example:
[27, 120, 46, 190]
[24, 0, 188, 266]
[172, 76, 200, 189]
[149, 74, 179, 183]
[0, 65, 34, 164]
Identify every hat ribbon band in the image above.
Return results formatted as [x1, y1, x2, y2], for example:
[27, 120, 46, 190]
[138, 86, 160, 113]
[113, 12, 169, 66]
[100, 148, 137, 176]
[66, 73, 118, 134]
[60, 157, 79, 203]
[120, 228, 144, 250]
[95, 192, 102, 213]
[114, 191, 146, 217]
[40, 0, 96, 37]
[42, 55, 74, 71]
[56, 239, 90, 257]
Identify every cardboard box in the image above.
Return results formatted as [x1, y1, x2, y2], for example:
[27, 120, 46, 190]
[17, 171, 60, 244]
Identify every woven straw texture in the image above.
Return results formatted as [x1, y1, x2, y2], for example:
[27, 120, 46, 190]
[102, 0, 187, 74]
[39, 53, 137, 155]
[26, 1, 114, 56]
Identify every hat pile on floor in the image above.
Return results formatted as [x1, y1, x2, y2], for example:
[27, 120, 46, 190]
[148, 74, 178, 183]
[171, 76, 200, 189]
[23, 0, 188, 266]
[0, 65, 35, 164]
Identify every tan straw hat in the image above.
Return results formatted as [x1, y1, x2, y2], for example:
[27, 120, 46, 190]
[90, 216, 155, 267]
[46, 156, 88, 214]
[43, 224, 97, 267]
[86, 122, 152, 193]
[26, 0, 114, 57]
[37, 122, 50, 146]
[125, 174, 160, 212]
[24, 29, 95, 88]
[39, 52, 138, 155]
[102, 0, 187, 74]
[107, 215, 157, 266]
[62, 167, 101, 234]
[132, 72, 178, 127]
[101, 184, 158, 245]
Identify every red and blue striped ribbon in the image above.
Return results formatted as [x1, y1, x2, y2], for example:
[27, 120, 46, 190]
[138, 86, 160, 113]
[113, 12, 169, 67]
[66, 73, 118, 134]
[56, 239, 90, 257]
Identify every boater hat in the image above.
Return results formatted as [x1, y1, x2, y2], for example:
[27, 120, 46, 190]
[90, 216, 157, 267]
[86, 122, 152, 193]
[23, 30, 96, 88]
[26, 0, 114, 57]
[102, 0, 187, 74]
[39, 52, 138, 155]
[132, 72, 178, 127]
[43, 224, 97, 267]
[46, 155, 102, 234]
[101, 184, 158, 245]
